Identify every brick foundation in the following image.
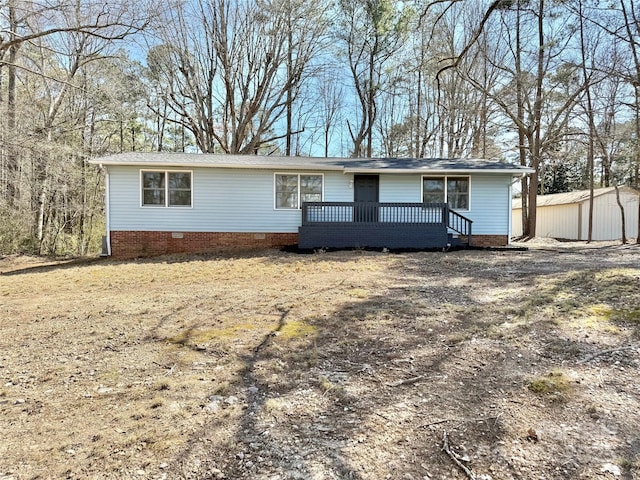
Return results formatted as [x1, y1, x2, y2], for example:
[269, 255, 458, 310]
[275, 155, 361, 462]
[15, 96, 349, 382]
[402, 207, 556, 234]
[110, 231, 298, 259]
[109, 230, 510, 258]
[469, 234, 509, 247]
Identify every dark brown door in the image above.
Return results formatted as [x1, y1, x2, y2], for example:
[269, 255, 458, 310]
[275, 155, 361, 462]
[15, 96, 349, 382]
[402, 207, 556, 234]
[354, 175, 379, 222]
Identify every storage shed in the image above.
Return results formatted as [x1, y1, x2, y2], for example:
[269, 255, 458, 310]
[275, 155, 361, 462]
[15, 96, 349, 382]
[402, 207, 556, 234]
[512, 186, 639, 241]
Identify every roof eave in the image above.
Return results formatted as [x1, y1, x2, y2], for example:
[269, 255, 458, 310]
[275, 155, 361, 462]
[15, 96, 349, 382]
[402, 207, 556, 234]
[343, 167, 534, 175]
[89, 159, 345, 171]
[89, 157, 534, 175]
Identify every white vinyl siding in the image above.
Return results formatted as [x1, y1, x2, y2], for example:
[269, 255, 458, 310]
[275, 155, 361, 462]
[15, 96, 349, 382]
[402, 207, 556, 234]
[108, 167, 513, 236]
[109, 167, 347, 233]
[465, 175, 511, 234]
[367, 174, 509, 234]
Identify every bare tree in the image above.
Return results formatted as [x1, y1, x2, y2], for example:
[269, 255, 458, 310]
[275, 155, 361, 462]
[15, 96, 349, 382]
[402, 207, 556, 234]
[148, 0, 326, 155]
[577, 0, 640, 242]
[337, 0, 410, 157]
[449, 0, 584, 238]
[316, 71, 343, 157]
[0, 0, 151, 204]
[619, 0, 640, 243]
[0, 0, 152, 254]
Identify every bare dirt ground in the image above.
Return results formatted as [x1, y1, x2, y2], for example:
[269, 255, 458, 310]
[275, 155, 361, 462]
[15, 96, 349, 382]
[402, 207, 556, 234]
[1, 240, 639, 480]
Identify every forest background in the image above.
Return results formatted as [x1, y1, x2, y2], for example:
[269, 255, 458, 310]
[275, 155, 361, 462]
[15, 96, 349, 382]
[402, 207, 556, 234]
[0, 0, 639, 256]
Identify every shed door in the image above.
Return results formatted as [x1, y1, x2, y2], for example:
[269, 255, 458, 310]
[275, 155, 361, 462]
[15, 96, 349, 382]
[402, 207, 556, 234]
[354, 175, 379, 222]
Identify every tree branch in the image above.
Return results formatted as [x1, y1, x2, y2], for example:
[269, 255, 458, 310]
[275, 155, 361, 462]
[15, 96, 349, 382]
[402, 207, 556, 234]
[435, 0, 507, 84]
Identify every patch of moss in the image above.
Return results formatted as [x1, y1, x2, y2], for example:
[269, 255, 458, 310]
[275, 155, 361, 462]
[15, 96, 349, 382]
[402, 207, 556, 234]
[278, 320, 318, 339]
[567, 304, 621, 333]
[528, 370, 572, 396]
[612, 308, 640, 324]
[347, 288, 369, 299]
[318, 375, 345, 396]
[588, 304, 613, 319]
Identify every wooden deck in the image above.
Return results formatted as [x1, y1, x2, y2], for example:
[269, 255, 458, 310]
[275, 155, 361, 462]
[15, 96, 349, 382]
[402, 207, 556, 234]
[298, 202, 472, 250]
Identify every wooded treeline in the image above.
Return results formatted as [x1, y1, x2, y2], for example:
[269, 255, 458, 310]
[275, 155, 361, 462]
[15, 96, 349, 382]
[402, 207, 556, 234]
[1, 0, 639, 255]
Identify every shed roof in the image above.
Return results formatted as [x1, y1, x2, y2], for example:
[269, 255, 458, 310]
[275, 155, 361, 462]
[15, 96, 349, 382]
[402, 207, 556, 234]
[91, 152, 532, 175]
[512, 186, 639, 209]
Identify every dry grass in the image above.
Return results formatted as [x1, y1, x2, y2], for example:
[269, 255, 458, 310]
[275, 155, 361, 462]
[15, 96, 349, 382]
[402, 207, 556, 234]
[1, 244, 640, 479]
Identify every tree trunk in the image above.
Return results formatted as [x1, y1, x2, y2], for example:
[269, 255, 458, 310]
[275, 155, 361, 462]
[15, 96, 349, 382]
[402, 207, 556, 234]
[285, 4, 293, 157]
[578, 0, 596, 243]
[635, 88, 640, 244]
[614, 185, 627, 244]
[366, 45, 376, 158]
[515, 0, 529, 237]
[6, 1, 19, 204]
[525, 0, 546, 239]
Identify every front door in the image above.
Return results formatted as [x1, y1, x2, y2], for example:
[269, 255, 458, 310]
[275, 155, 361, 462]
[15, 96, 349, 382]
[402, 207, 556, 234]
[354, 175, 379, 222]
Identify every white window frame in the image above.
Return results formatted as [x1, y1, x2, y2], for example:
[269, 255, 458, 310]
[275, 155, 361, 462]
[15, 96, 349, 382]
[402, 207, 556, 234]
[274, 173, 324, 210]
[140, 170, 193, 208]
[421, 175, 471, 211]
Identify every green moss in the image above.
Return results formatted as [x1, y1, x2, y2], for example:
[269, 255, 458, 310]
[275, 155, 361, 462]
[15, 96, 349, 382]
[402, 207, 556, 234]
[347, 288, 369, 299]
[278, 320, 318, 339]
[528, 370, 572, 396]
[613, 308, 640, 323]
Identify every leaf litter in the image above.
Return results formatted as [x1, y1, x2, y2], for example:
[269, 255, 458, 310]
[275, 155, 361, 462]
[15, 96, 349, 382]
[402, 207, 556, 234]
[0, 242, 639, 479]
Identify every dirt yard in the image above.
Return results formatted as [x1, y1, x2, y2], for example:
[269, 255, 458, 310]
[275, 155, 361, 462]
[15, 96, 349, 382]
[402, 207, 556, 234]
[1, 241, 639, 480]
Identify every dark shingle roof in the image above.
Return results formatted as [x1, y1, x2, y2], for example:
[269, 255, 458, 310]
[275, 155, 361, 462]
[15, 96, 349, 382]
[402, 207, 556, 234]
[91, 152, 532, 174]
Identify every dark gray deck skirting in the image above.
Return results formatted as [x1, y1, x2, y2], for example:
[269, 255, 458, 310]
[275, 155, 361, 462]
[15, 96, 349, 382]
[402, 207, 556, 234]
[298, 224, 449, 249]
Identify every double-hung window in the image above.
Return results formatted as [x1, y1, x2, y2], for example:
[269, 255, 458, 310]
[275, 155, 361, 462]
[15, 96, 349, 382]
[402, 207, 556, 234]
[141, 170, 192, 207]
[275, 173, 323, 209]
[422, 176, 469, 210]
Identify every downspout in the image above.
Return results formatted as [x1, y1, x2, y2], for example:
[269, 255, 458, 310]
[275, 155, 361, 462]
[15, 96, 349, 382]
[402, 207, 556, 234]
[101, 164, 112, 256]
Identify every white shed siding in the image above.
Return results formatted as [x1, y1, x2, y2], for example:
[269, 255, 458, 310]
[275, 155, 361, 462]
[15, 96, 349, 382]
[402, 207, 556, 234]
[581, 190, 639, 241]
[511, 208, 522, 237]
[512, 189, 639, 240]
[108, 166, 350, 233]
[538, 204, 580, 239]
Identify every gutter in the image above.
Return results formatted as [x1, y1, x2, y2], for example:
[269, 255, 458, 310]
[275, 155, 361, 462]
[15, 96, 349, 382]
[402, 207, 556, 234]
[89, 160, 345, 172]
[89, 160, 534, 176]
[342, 168, 533, 175]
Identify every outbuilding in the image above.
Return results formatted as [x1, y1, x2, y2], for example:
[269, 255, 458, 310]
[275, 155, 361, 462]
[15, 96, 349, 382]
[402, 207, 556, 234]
[91, 153, 532, 258]
[512, 186, 639, 241]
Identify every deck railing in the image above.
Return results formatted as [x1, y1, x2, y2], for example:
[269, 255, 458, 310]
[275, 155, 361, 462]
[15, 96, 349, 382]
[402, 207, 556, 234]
[302, 201, 472, 243]
[448, 208, 473, 238]
[300, 201, 474, 248]
[302, 202, 449, 225]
